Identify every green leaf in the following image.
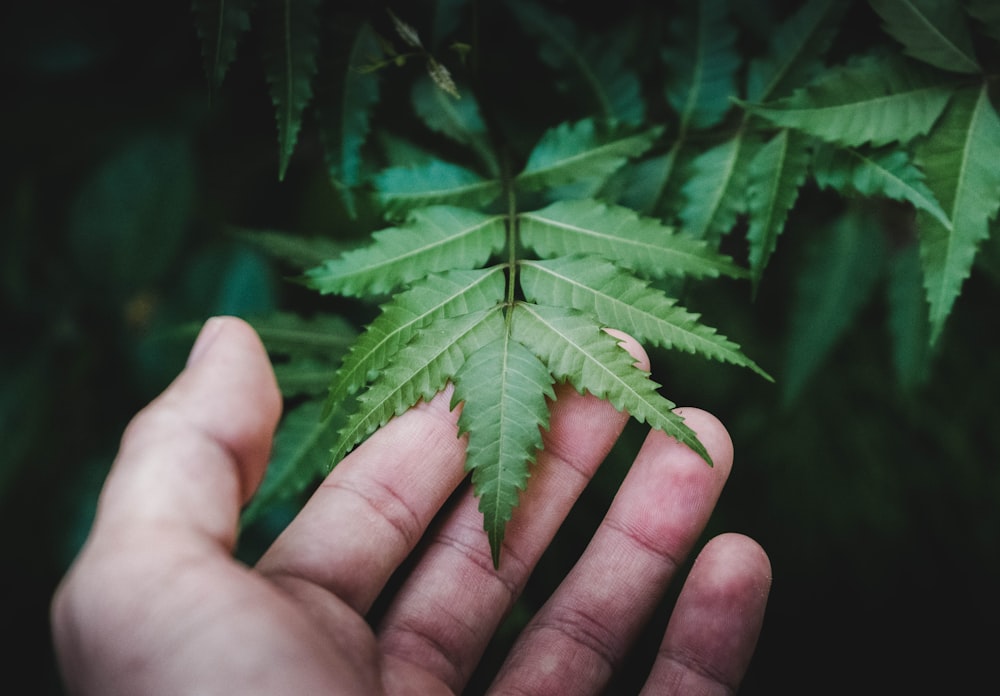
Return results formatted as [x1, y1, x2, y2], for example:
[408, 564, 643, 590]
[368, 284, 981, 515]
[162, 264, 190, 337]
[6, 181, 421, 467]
[869, 0, 981, 73]
[319, 21, 382, 218]
[231, 227, 346, 269]
[782, 208, 887, 405]
[512, 303, 710, 464]
[241, 399, 340, 525]
[324, 267, 505, 414]
[662, 0, 740, 131]
[914, 83, 1000, 344]
[746, 129, 813, 289]
[506, 0, 645, 124]
[739, 53, 954, 147]
[519, 256, 771, 380]
[452, 335, 555, 568]
[746, 0, 849, 102]
[514, 119, 662, 193]
[259, 0, 322, 181]
[519, 199, 747, 281]
[373, 160, 503, 217]
[678, 129, 761, 241]
[329, 306, 505, 465]
[191, 0, 254, 96]
[302, 206, 506, 297]
[811, 144, 951, 229]
[411, 74, 499, 177]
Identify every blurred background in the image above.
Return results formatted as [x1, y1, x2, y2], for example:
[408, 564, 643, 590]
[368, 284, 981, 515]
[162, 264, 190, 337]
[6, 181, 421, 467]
[2, 1, 998, 693]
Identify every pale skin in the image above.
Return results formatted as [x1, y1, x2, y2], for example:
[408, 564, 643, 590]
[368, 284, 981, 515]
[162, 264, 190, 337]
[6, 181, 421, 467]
[51, 316, 771, 695]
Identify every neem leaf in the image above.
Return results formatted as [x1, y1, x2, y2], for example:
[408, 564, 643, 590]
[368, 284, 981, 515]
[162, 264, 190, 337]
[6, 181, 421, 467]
[869, 0, 981, 74]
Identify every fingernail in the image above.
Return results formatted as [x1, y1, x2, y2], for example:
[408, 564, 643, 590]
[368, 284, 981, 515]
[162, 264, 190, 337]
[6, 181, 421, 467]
[186, 317, 225, 367]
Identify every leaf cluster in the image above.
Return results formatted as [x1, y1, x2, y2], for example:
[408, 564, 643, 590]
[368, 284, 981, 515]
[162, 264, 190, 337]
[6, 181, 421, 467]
[192, 0, 1000, 565]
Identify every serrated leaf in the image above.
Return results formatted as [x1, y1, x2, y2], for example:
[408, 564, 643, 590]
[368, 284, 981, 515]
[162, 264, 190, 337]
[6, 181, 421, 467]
[514, 119, 662, 193]
[452, 335, 555, 568]
[252, 310, 357, 359]
[259, 0, 322, 181]
[191, 0, 254, 96]
[411, 73, 499, 176]
[662, 0, 740, 132]
[319, 21, 382, 218]
[746, 0, 849, 102]
[914, 83, 1000, 344]
[512, 303, 710, 463]
[812, 144, 951, 229]
[746, 129, 813, 289]
[302, 206, 506, 297]
[330, 306, 505, 465]
[519, 198, 747, 280]
[231, 227, 346, 269]
[507, 0, 645, 124]
[782, 208, 887, 405]
[678, 129, 761, 241]
[519, 256, 770, 380]
[740, 53, 954, 147]
[241, 399, 341, 525]
[869, 0, 980, 73]
[373, 160, 502, 217]
[324, 267, 505, 414]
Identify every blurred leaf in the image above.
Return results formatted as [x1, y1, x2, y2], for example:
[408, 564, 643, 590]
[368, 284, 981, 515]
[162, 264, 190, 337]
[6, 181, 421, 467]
[191, 0, 255, 96]
[67, 132, 195, 299]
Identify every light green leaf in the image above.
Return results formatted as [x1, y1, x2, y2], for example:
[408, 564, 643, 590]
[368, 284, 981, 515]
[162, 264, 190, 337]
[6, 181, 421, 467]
[869, 0, 980, 73]
[515, 119, 662, 193]
[302, 206, 506, 297]
[746, 0, 849, 102]
[373, 160, 503, 217]
[411, 73, 499, 177]
[519, 199, 746, 280]
[520, 257, 771, 380]
[812, 144, 951, 229]
[739, 53, 954, 147]
[914, 83, 1000, 344]
[259, 0, 322, 181]
[512, 303, 710, 463]
[453, 335, 555, 568]
[678, 129, 761, 241]
[324, 267, 505, 413]
[746, 129, 813, 289]
[662, 0, 740, 132]
[191, 0, 254, 96]
[330, 305, 505, 465]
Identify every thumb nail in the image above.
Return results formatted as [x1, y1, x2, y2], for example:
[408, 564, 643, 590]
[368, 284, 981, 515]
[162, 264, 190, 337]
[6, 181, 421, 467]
[186, 317, 226, 367]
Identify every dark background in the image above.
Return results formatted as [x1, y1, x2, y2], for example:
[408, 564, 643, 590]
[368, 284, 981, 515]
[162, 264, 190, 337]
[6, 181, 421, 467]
[3, 1, 998, 693]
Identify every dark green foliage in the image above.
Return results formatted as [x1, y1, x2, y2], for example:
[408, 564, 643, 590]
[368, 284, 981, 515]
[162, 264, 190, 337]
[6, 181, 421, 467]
[185, 0, 1000, 566]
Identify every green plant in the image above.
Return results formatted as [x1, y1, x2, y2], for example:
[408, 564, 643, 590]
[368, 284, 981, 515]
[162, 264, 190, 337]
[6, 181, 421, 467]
[191, 0, 1000, 566]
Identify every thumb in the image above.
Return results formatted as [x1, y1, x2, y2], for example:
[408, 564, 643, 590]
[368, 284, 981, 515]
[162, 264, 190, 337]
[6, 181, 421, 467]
[91, 315, 282, 550]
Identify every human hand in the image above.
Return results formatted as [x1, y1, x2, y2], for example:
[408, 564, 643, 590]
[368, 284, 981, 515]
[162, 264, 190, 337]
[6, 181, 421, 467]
[51, 316, 770, 695]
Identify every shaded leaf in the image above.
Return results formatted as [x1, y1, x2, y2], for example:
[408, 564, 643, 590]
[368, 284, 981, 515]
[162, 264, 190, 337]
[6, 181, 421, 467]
[191, 0, 254, 96]
[740, 53, 954, 147]
[869, 0, 980, 73]
[914, 83, 1000, 343]
[373, 160, 502, 216]
[412, 73, 499, 176]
